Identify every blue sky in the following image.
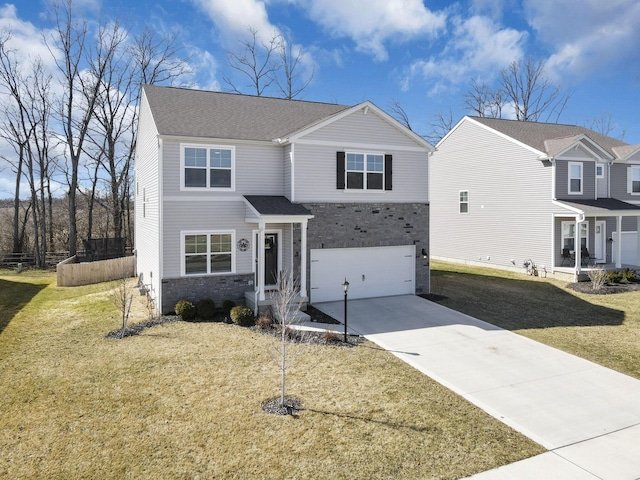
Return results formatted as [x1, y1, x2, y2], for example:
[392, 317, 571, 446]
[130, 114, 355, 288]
[1, 0, 639, 196]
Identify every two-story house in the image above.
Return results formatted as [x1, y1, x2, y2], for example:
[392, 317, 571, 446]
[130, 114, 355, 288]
[134, 85, 433, 314]
[430, 116, 640, 281]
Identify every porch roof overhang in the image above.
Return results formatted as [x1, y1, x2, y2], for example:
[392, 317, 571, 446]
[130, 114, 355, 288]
[243, 195, 314, 224]
[553, 198, 640, 217]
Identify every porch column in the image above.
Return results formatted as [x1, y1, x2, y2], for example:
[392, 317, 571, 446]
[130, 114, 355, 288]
[616, 216, 623, 268]
[258, 221, 266, 301]
[574, 218, 582, 274]
[299, 219, 308, 298]
[637, 216, 640, 267]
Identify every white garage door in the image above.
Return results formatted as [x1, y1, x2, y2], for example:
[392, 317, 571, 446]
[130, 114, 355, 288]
[310, 245, 415, 303]
[612, 231, 639, 265]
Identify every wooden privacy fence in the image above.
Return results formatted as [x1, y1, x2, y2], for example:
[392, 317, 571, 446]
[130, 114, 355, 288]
[57, 255, 135, 287]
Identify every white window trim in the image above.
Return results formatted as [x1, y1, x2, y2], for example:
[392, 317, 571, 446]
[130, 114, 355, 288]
[568, 161, 583, 195]
[561, 221, 588, 252]
[459, 190, 469, 214]
[345, 151, 385, 191]
[628, 165, 640, 195]
[180, 143, 236, 192]
[181, 230, 236, 276]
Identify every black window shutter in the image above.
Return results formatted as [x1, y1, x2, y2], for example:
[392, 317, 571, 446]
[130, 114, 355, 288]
[384, 154, 393, 190]
[337, 151, 345, 189]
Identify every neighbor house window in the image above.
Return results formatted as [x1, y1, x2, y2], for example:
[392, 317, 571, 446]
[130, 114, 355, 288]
[459, 191, 469, 213]
[346, 152, 384, 190]
[568, 162, 583, 194]
[561, 221, 588, 251]
[628, 166, 640, 194]
[183, 231, 234, 275]
[182, 145, 235, 190]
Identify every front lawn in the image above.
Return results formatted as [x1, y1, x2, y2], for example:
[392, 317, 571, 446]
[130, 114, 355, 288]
[431, 261, 640, 379]
[0, 271, 542, 479]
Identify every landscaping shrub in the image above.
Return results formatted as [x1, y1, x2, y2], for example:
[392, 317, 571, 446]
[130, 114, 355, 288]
[196, 298, 216, 321]
[222, 300, 236, 314]
[588, 269, 607, 291]
[230, 306, 254, 326]
[255, 315, 273, 329]
[322, 330, 341, 343]
[175, 300, 197, 321]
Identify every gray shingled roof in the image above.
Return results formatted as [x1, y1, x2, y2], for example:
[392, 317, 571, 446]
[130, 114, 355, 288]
[557, 198, 640, 214]
[143, 85, 351, 141]
[244, 196, 313, 216]
[471, 117, 628, 157]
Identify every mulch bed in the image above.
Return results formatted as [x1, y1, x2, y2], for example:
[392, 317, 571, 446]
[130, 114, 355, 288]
[106, 315, 180, 338]
[261, 396, 303, 416]
[567, 281, 640, 295]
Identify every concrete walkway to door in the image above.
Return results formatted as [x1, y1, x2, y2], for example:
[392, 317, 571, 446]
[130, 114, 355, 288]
[314, 295, 640, 479]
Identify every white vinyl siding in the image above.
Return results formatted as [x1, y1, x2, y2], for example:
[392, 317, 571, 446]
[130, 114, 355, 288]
[163, 142, 285, 197]
[303, 108, 417, 146]
[134, 92, 162, 310]
[294, 143, 427, 202]
[430, 118, 555, 270]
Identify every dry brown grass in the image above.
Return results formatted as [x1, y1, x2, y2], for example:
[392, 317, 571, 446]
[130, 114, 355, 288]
[0, 271, 543, 479]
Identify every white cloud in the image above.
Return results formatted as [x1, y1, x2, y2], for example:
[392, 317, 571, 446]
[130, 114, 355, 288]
[402, 14, 526, 93]
[524, 0, 640, 78]
[183, 46, 221, 91]
[0, 4, 59, 71]
[190, 0, 281, 45]
[292, 0, 446, 61]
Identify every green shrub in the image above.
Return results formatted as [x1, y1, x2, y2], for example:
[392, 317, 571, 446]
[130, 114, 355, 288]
[175, 300, 197, 321]
[196, 298, 216, 321]
[222, 300, 236, 314]
[230, 306, 254, 326]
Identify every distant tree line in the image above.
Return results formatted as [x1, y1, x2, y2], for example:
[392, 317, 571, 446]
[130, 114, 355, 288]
[0, 0, 188, 266]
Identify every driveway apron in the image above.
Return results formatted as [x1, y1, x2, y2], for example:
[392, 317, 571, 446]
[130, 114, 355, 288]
[314, 295, 640, 479]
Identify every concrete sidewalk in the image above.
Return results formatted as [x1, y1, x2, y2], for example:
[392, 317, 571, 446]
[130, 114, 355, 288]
[314, 295, 640, 479]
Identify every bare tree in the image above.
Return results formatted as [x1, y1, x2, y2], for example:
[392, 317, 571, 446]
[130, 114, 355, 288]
[269, 272, 307, 409]
[500, 57, 570, 122]
[46, 0, 117, 256]
[111, 262, 134, 338]
[223, 27, 282, 96]
[387, 99, 414, 131]
[426, 108, 455, 145]
[465, 57, 570, 123]
[272, 34, 314, 99]
[585, 112, 626, 140]
[464, 79, 505, 118]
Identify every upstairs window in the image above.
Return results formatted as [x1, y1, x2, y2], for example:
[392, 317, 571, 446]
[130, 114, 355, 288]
[346, 152, 383, 190]
[459, 191, 469, 213]
[568, 162, 582, 194]
[628, 166, 640, 195]
[337, 151, 392, 191]
[182, 145, 234, 190]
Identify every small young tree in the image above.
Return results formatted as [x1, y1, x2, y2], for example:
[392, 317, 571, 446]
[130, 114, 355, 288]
[111, 262, 134, 338]
[269, 271, 307, 409]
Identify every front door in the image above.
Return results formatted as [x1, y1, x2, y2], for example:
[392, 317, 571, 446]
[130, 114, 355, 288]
[595, 221, 606, 263]
[264, 233, 278, 286]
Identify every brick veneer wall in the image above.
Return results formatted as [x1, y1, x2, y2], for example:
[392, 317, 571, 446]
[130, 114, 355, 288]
[294, 202, 430, 296]
[161, 273, 254, 313]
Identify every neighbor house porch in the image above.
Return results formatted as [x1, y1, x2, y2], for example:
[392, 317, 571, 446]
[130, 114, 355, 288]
[553, 198, 640, 282]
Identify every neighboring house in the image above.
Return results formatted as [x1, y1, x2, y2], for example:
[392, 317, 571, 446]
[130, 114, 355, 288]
[430, 116, 640, 280]
[134, 85, 433, 314]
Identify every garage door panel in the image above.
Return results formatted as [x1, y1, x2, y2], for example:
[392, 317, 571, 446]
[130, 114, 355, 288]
[310, 246, 414, 303]
[612, 231, 639, 265]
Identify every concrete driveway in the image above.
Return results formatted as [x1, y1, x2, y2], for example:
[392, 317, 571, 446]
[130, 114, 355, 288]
[314, 295, 640, 479]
